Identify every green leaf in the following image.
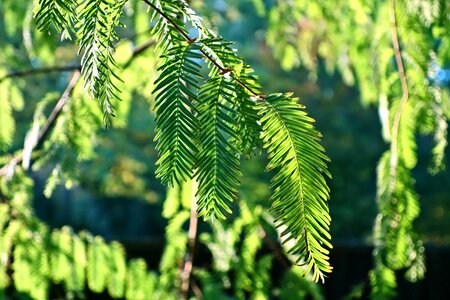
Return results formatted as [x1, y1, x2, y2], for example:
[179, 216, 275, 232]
[77, 0, 126, 126]
[258, 93, 332, 282]
[153, 41, 203, 186]
[33, 0, 75, 34]
[196, 76, 242, 220]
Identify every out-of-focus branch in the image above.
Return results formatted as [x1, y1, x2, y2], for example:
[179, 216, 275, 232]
[389, 0, 409, 182]
[190, 279, 204, 299]
[181, 183, 199, 299]
[258, 226, 290, 268]
[0, 39, 155, 178]
[0, 36, 155, 83]
[0, 71, 81, 177]
[0, 65, 80, 83]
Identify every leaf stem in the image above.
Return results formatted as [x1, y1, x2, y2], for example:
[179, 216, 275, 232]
[141, 0, 262, 98]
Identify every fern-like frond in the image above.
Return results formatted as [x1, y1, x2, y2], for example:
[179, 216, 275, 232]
[153, 41, 203, 185]
[258, 93, 332, 282]
[391, 99, 418, 169]
[34, 0, 74, 34]
[86, 236, 110, 293]
[369, 264, 397, 300]
[375, 151, 421, 271]
[196, 76, 242, 220]
[0, 85, 14, 151]
[429, 86, 448, 173]
[108, 242, 127, 298]
[234, 65, 262, 156]
[77, 0, 125, 126]
[148, 0, 187, 53]
[158, 210, 189, 290]
[198, 39, 262, 156]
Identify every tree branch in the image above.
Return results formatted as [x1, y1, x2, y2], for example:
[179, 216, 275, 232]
[181, 182, 199, 299]
[0, 39, 155, 178]
[141, 0, 262, 98]
[0, 71, 81, 177]
[0, 65, 81, 83]
[389, 0, 409, 181]
[258, 226, 290, 268]
[0, 33, 154, 83]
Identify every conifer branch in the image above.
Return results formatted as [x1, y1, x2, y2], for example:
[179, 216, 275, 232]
[141, 0, 261, 98]
[389, 0, 409, 182]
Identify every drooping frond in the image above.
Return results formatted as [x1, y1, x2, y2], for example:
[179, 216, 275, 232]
[196, 76, 242, 220]
[153, 41, 203, 185]
[158, 210, 189, 290]
[0, 86, 14, 151]
[33, 0, 75, 34]
[234, 65, 262, 156]
[429, 86, 448, 173]
[77, 0, 126, 126]
[198, 38, 262, 156]
[373, 91, 425, 288]
[375, 151, 422, 273]
[0, 80, 23, 151]
[258, 93, 332, 282]
[87, 236, 109, 293]
[107, 242, 127, 298]
[147, 0, 187, 53]
[391, 98, 418, 171]
[369, 264, 397, 300]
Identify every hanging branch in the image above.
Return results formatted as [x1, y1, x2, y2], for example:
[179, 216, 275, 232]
[389, 0, 409, 182]
[141, 0, 262, 98]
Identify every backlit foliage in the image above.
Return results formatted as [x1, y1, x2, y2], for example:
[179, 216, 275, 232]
[254, 0, 450, 297]
[0, 0, 335, 298]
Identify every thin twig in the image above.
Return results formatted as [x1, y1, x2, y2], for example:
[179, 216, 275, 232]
[389, 0, 409, 183]
[0, 39, 155, 177]
[141, 0, 262, 98]
[0, 34, 154, 83]
[190, 279, 204, 299]
[0, 71, 81, 177]
[181, 183, 199, 299]
[123, 39, 156, 68]
[0, 65, 80, 83]
[258, 226, 290, 268]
